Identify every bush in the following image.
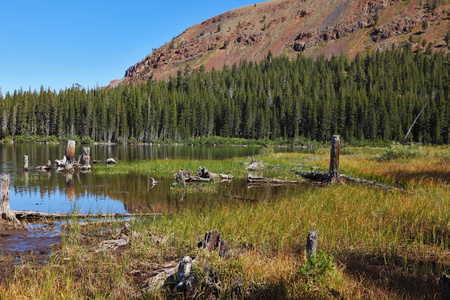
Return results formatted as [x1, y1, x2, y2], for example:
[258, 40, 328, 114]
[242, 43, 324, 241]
[80, 136, 94, 144]
[378, 142, 424, 161]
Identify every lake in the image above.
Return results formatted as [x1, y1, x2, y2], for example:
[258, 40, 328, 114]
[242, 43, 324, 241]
[1, 143, 304, 215]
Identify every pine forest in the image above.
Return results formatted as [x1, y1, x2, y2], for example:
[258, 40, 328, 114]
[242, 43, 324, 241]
[1, 47, 449, 145]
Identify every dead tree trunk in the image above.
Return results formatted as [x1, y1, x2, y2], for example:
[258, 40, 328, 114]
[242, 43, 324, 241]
[66, 140, 76, 163]
[298, 135, 340, 183]
[329, 135, 340, 182]
[0, 174, 21, 225]
[23, 155, 29, 171]
[80, 147, 91, 170]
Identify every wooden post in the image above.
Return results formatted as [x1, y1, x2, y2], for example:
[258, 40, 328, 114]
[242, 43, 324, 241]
[23, 155, 29, 171]
[66, 140, 76, 163]
[329, 135, 340, 179]
[0, 174, 20, 225]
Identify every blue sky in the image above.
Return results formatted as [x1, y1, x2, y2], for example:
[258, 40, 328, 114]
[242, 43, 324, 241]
[0, 1, 259, 95]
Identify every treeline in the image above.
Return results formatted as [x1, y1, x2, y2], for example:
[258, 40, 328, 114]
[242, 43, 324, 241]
[1, 47, 449, 144]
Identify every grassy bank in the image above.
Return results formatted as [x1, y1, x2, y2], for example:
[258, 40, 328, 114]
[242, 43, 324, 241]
[0, 146, 449, 299]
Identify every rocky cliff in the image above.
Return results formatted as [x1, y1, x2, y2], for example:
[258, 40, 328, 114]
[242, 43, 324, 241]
[112, 0, 450, 86]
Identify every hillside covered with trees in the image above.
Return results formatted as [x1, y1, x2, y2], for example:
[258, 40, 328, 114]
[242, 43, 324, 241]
[1, 48, 449, 145]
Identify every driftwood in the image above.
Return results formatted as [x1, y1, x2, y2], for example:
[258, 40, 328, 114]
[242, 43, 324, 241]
[247, 175, 300, 185]
[12, 210, 162, 221]
[35, 160, 52, 171]
[246, 157, 263, 171]
[95, 222, 131, 252]
[173, 167, 232, 188]
[219, 174, 233, 180]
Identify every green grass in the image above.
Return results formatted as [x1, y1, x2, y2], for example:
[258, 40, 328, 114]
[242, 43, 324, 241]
[1, 146, 449, 299]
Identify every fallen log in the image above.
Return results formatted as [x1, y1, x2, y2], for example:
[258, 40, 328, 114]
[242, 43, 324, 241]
[339, 174, 409, 193]
[95, 222, 131, 252]
[12, 210, 162, 221]
[296, 171, 331, 182]
[247, 175, 300, 185]
[219, 174, 233, 180]
[220, 194, 259, 202]
[35, 160, 53, 171]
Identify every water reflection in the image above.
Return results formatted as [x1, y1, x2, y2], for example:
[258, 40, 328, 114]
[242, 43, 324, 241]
[0, 143, 263, 214]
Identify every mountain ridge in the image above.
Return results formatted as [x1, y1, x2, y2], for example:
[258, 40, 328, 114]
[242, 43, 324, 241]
[110, 0, 450, 87]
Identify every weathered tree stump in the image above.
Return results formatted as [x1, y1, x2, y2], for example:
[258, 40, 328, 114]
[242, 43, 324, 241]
[246, 157, 263, 171]
[0, 174, 21, 225]
[23, 155, 29, 171]
[198, 229, 228, 257]
[329, 135, 340, 182]
[306, 229, 318, 257]
[80, 147, 91, 170]
[66, 140, 76, 163]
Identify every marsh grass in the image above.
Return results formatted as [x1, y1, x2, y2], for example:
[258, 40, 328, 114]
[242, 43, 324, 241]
[1, 146, 449, 299]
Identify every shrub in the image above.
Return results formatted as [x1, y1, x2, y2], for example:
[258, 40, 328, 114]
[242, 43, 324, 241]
[80, 136, 94, 144]
[378, 142, 424, 161]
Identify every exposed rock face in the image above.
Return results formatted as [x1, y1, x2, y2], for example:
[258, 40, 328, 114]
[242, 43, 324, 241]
[115, 0, 450, 86]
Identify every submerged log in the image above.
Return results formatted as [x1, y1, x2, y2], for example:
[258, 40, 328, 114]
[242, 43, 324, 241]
[35, 160, 52, 171]
[247, 175, 300, 185]
[0, 174, 21, 226]
[23, 155, 29, 171]
[12, 210, 162, 221]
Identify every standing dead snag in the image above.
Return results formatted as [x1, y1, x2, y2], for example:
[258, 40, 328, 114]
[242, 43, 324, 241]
[0, 174, 21, 226]
[298, 135, 340, 183]
[23, 155, 29, 171]
[329, 135, 340, 182]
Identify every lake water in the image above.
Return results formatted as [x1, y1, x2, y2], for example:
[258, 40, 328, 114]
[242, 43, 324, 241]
[1, 143, 276, 214]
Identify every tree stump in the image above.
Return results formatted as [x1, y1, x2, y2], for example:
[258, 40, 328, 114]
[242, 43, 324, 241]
[198, 229, 228, 257]
[66, 140, 76, 163]
[80, 147, 91, 170]
[0, 174, 21, 225]
[329, 135, 340, 181]
[23, 155, 29, 171]
[306, 229, 318, 257]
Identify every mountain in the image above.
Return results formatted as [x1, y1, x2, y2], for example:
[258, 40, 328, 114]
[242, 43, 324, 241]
[112, 0, 450, 86]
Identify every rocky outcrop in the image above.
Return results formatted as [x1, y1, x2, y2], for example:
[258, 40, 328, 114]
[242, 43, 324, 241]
[116, 0, 450, 86]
